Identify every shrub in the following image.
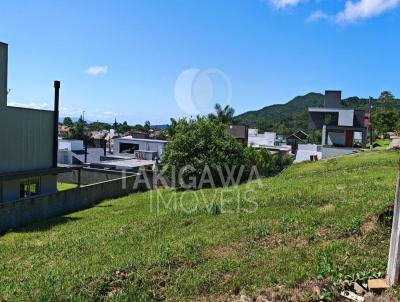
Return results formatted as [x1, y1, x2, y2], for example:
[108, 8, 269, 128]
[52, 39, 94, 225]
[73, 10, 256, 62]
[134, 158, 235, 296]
[162, 117, 244, 188]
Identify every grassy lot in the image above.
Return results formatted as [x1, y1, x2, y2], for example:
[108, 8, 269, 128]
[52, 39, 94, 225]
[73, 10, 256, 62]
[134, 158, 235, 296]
[1, 151, 399, 301]
[373, 139, 391, 151]
[57, 182, 77, 191]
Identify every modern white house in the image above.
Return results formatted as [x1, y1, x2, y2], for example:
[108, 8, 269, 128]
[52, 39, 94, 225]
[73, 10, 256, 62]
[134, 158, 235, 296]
[0, 42, 68, 202]
[113, 136, 167, 160]
[308, 90, 368, 148]
[248, 129, 291, 153]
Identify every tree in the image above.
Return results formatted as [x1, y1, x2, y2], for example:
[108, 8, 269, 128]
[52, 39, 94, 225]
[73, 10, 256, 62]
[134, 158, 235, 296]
[63, 117, 74, 128]
[70, 116, 87, 140]
[208, 103, 235, 124]
[162, 117, 244, 188]
[113, 118, 119, 131]
[379, 91, 395, 103]
[144, 121, 151, 133]
[119, 121, 130, 134]
[167, 118, 178, 138]
[373, 109, 400, 136]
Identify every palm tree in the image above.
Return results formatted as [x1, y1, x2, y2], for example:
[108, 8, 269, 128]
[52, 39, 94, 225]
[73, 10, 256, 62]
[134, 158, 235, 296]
[208, 103, 235, 124]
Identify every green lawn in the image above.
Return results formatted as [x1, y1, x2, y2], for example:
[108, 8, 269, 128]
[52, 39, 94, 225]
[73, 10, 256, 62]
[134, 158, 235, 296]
[57, 182, 77, 191]
[373, 139, 391, 150]
[1, 151, 399, 301]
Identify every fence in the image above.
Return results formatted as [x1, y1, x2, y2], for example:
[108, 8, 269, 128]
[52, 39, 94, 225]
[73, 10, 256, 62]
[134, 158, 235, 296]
[0, 173, 152, 234]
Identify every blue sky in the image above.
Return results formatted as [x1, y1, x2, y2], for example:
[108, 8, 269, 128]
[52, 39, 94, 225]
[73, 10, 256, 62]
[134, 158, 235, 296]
[0, 0, 399, 125]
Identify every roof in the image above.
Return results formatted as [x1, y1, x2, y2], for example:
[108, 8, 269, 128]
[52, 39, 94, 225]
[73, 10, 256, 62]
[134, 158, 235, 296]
[287, 130, 308, 140]
[225, 125, 248, 139]
[96, 158, 154, 169]
[0, 166, 72, 181]
[117, 136, 168, 143]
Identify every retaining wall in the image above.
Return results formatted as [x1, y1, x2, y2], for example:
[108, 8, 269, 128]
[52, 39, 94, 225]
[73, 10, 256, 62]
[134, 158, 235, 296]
[0, 174, 150, 234]
[58, 168, 135, 185]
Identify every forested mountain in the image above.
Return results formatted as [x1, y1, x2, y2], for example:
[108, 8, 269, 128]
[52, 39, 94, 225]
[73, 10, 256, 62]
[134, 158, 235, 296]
[235, 92, 400, 135]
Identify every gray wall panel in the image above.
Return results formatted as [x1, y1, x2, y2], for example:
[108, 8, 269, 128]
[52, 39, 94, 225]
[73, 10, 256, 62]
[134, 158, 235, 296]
[0, 42, 55, 173]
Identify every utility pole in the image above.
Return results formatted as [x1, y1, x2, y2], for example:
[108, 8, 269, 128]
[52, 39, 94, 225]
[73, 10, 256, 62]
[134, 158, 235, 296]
[369, 97, 373, 151]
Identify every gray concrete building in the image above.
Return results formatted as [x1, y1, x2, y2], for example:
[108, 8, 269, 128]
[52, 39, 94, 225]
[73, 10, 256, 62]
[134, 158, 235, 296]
[308, 90, 368, 148]
[0, 42, 66, 202]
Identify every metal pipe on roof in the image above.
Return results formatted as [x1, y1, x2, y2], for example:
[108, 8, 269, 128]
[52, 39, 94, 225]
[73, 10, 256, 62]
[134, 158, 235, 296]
[53, 81, 60, 168]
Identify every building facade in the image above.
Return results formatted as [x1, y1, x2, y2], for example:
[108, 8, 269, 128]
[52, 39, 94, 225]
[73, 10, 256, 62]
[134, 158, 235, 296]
[113, 136, 167, 160]
[308, 90, 368, 148]
[0, 42, 65, 202]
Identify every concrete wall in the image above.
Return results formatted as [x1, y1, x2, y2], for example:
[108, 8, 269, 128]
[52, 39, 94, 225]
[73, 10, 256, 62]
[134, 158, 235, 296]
[0, 42, 55, 174]
[0, 175, 57, 203]
[0, 174, 150, 234]
[58, 168, 135, 185]
[59, 139, 83, 151]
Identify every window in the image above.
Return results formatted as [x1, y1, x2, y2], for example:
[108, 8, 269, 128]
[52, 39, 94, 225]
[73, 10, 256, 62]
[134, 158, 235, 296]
[20, 178, 40, 199]
[120, 143, 139, 154]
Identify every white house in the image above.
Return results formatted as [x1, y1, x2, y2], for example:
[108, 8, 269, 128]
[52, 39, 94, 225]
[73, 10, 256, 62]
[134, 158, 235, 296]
[248, 129, 277, 147]
[113, 136, 167, 160]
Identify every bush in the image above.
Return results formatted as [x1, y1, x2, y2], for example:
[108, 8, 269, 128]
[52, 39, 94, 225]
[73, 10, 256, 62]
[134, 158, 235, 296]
[162, 117, 292, 189]
[162, 117, 244, 188]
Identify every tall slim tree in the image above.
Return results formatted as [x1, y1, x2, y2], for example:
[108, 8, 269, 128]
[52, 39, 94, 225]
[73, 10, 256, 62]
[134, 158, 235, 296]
[208, 103, 235, 124]
[63, 117, 74, 128]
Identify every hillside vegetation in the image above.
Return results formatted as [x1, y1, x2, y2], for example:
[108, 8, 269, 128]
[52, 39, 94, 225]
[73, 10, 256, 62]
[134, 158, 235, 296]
[0, 151, 399, 301]
[235, 92, 400, 135]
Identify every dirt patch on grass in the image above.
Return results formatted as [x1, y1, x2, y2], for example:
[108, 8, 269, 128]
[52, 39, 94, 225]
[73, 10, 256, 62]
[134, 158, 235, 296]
[259, 234, 309, 249]
[211, 243, 243, 258]
[317, 204, 335, 213]
[223, 280, 400, 302]
[223, 280, 336, 302]
[360, 218, 378, 236]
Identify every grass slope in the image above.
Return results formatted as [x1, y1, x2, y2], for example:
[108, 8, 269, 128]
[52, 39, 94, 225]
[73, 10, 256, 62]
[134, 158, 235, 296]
[0, 151, 399, 301]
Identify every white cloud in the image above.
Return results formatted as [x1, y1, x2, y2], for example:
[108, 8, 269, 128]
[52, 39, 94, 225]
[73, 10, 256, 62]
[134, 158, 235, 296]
[8, 101, 50, 110]
[270, 0, 302, 9]
[85, 65, 108, 76]
[307, 10, 331, 22]
[103, 111, 119, 117]
[336, 0, 400, 23]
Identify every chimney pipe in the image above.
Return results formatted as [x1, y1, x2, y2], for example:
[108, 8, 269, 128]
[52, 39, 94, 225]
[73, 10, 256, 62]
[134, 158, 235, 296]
[84, 141, 88, 163]
[53, 81, 60, 168]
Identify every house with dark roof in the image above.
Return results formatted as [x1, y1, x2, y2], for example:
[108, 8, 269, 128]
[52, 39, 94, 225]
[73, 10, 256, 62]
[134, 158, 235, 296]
[0, 42, 69, 202]
[308, 90, 368, 148]
[225, 125, 248, 146]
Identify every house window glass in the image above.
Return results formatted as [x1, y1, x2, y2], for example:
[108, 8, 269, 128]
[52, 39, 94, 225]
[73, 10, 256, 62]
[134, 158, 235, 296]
[19, 178, 40, 198]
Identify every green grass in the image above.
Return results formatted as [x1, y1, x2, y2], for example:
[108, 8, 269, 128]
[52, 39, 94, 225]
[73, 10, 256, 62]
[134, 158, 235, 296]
[1, 151, 399, 301]
[373, 139, 391, 150]
[57, 182, 77, 191]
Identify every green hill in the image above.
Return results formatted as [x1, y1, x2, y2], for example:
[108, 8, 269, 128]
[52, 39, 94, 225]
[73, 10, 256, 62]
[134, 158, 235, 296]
[0, 150, 398, 301]
[235, 93, 400, 135]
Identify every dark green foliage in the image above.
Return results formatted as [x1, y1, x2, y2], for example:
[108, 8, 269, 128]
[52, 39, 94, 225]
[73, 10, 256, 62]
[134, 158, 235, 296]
[372, 109, 400, 137]
[62, 116, 73, 128]
[235, 92, 324, 134]
[162, 117, 244, 188]
[162, 118, 287, 189]
[208, 103, 235, 124]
